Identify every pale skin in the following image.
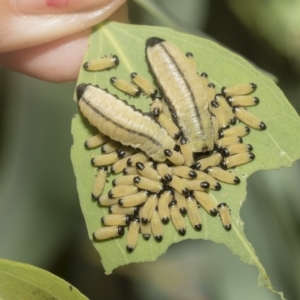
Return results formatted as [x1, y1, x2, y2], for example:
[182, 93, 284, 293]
[0, 0, 128, 82]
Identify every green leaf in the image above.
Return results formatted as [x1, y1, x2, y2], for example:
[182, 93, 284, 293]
[0, 258, 88, 300]
[71, 21, 300, 298]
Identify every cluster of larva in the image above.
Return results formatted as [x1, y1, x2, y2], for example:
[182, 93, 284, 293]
[77, 37, 266, 252]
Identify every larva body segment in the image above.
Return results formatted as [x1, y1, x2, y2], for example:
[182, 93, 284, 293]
[146, 37, 215, 153]
[77, 84, 176, 162]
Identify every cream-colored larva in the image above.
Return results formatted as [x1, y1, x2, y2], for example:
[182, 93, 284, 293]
[151, 209, 164, 241]
[206, 83, 216, 102]
[183, 178, 210, 192]
[179, 137, 194, 167]
[118, 190, 149, 207]
[215, 136, 243, 149]
[171, 165, 197, 179]
[158, 189, 173, 224]
[136, 162, 161, 181]
[186, 196, 202, 231]
[77, 84, 177, 162]
[110, 77, 141, 97]
[217, 203, 231, 230]
[110, 149, 138, 174]
[226, 95, 259, 107]
[91, 151, 121, 166]
[146, 37, 215, 153]
[204, 166, 240, 185]
[194, 170, 221, 191]
[97, 195, 119, 206]
[84, 133, 110, 149]
[168, 175, 189, 196]
[214, 94, 236, 125]
[220, 152, 255, 169]
[193, 191, 218, 216]
[193, 152, 223, 171]
[222, 83, 257, 97]
[123, 166, 139, 175]
[155, 112, 181, 140]
[173, 190, 187, 215]
[222, 143, 253, 157]
[93, 225, 124, 241]
[92, 166, 108, 199]
[101, 140, 123, 154]
[108, 204, 140, 215]
[131, 72, 158, 99]
[169, 200, 186, 235]
[83, 55, 119, 71]
[108, 185, 138, 198]
[139, 193, 158, 224]
[126, 152, 149, 166]
[126, 216, 140, 252]
[150, 97, 163, 116]
[233, 107, 267, 130]
[140, 219, 151, 240]
[156, 163, 173, 182]
[133, 176, 163, 194]
[101, 214, 131, 226]
[219, 125, 250, 138]
[112, 175, 136, 186]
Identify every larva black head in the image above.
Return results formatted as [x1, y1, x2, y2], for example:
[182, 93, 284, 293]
[215, 182, 222, 191]
[191, 162, 201, 170]
[259, 122, 267, 130]
[126, 246, 134, 253]
[76, 83, 89, 101]
[254, 97, 260, 104]
[161, 217, 170, 224]
[142, 234, 151, 240]
[117, 226, 125, 236]
[133, 176, 141, 184]
[194, 224, 202, 231]
[108, 190, 113, 198]
[250, 83, 257, 91]
[178, 228, 186, 236]
[112, 55, 119, 67]
[141, 217, 148, 224]
[229, 117, 237, 125]
[211, 100, 219, 108]
[224, 224, 232, 231]
[188, 170, 197, 178]
[208, 82, 215, 88]
[155, 235, 163, 242]
[168, 199, 177, 208]
[146, 37, 165, 48]
[233, 176, 240, 184]
[179, 207, 187, 215]
[136, 162, 145, 170]
[124, 214, 131, 225]
[186, 52, 194, 58]
[110, 77, 117, 84]
[217, 202, 227, 209]
[249, 152, 255, 160]
[210, 208, 218, 216]
[200, 72, 208, 78]
[180, 136, 188, 145]
[91, 193, 98, 200]
[131, 72, 137, 79]
[200, 181, 210, 189]
[222, 148, 230, 157]
[164, 173, 173, 182]
[220, 160, 228, 170]
[117, 149, 126, 158]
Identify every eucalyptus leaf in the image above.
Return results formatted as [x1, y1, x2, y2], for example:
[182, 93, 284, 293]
[0, 259, 88, 300]
[71, 21, 300, 299]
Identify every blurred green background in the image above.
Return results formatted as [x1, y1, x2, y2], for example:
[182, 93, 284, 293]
[1, 0, 300, 299]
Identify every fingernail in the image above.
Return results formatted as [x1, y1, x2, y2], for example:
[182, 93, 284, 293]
[16, 0, 111, 14]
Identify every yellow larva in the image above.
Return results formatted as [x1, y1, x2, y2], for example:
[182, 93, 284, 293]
[222, 83, 257, 97]
[111, 149, 138, 174]
[199, 72, 209, 89]
[150, 97, 163, 116]
[151, 209, 164, 241]
[169, 200, 186, 236]
[91, 166, 108, 199]
[136, 162, 161, 181]
[84, 133, 109, 149]
[101, 214, 131, 226]
[168, 175, 189, 196]
[133, 176, 163, 194]
[110, 77, 141, 97]
[171, 165, 197, 179]
[194, 170, 222, 191]
[118, 190, 149, 207]
[233, 107, 267, 130]
[217, 203, 231, 230]
[179, 137, 194, 167]
[101, 140, 123, 154]
[108, 185, 138, 198]
[91, 151, 121, 166]
[193, 191, 218, 216]
[214, 94, 236, 125]
[126, 216, 140, 252]
[92, 225, 124, 241]
[209, 100, 232, 129]
[216, 136, 243, 149]
[206, 83, 216, 102]
[83, 55, 119, 71]
[219, 125, 250, 138]
[185, 52, 197, 70]
[97, 195, 119, 206]
[173, 190, 187, 215]
[126, 152, 149, 166]
[108, 204, 140, 215]
[183, 178, 210, 192]
[204, 166, 240, 185]
[222, 143, 253, 157]
[112, 175, 136, 186]
[193, 152, 223, 171]
[186, 196, 202, 231]
[140, 220, 151, 240]
[146, 37, 215, 153]
[156, 163, 173, 182]
[130, 72, 158, 98]
[77, 84, 177, 162]
[164, 149, 185, 166]
[155, 113, 181, 140]
[226, 95, 259, 107]
[123, 166, 138, 175]
[158, 189, 173, 224]
[220, 152, 255, 169]
[139, 193, 158, 224]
